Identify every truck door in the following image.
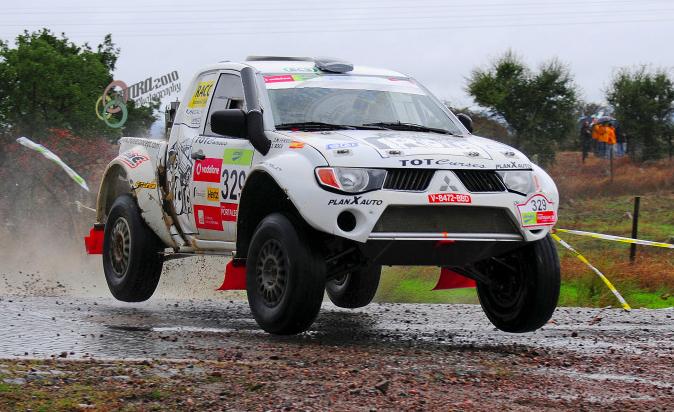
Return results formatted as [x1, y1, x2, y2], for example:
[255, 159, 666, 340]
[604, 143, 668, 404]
[167, 71, 218, 238]
[190, 72, 254, 242]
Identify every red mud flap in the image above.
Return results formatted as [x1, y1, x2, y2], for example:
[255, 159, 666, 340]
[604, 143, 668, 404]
[217, 260, 246, 290]
[84, 224, 104, 255]
[433, 268, 476, 290]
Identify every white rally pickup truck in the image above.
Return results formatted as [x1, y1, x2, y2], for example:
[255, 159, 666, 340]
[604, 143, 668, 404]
[86, 56, 560, 335]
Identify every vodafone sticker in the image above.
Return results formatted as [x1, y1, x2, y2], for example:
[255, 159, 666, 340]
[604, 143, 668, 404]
[516, 194, 557, 227]
[427, 193, 472, 204]
[193, 158, 222, 183]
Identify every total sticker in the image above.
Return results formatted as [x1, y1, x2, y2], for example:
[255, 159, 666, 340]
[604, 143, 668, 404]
[517, 194, 557, 227]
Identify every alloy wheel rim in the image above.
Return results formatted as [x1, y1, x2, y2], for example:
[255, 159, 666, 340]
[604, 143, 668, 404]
[110, 217, 131, 277]
[255, 239, 288, 307]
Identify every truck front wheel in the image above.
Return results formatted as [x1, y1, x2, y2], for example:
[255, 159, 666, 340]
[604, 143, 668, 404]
[476, 234, 560, 333]
[103, 195, 164, 302]
[326, 265, 381, 308]
[246, 213, 325, 335]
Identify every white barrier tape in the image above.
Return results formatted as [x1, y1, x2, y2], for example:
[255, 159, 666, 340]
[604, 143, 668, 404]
[17, 136, 89, 191]
[555, 228, 674, 249]
[551, 233, 631, 312]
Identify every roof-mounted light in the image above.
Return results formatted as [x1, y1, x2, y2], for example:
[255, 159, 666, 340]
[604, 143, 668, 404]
[314, 57, 353, 73]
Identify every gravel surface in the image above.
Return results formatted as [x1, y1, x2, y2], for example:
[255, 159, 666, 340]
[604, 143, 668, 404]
[1, 296, 673, 410]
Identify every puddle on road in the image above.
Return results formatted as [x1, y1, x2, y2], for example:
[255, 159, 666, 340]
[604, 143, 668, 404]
[1, 297, 672, 361]
[152, 326, 242, 334]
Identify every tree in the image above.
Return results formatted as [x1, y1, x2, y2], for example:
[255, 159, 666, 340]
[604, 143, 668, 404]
[466, 51, 578, 166]
[0, 29, 156, 141]
[606, 66, 674, 162]
[446, 104, 512, 145]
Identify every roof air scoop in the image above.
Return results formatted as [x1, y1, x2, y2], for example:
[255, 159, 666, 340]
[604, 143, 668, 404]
[314, 57, 353, 73]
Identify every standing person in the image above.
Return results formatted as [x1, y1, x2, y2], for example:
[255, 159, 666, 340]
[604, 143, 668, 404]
[605, 121, 617, 159]
[580, 119, 592, 163]
[593, 121, 608, 157]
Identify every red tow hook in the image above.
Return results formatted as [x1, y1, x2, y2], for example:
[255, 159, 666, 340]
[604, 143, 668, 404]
[84, 224, 105, 255]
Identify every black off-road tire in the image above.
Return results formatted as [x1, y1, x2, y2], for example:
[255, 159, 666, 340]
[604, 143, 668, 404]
[326, 265, 381, 308]
[476, 234, 560, 333]
[103, 195, 164, 302]
[246, 213, 326, 335]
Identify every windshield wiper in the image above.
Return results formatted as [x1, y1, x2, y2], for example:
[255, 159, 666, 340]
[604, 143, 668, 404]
[362, 121, 458, 135]
[275, 122, 388, 131]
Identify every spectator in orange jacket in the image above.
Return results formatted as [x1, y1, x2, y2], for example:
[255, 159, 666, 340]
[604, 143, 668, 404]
[605, 124, 616, 145]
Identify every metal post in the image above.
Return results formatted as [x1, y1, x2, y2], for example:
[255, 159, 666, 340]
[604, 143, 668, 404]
[609, 144, 614, 183]
[630, 196, 640, 263]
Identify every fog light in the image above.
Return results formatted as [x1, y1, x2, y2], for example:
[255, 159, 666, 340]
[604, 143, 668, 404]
[337, 211, 357, 232]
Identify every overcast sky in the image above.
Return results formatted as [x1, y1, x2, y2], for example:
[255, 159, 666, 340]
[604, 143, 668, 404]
[2, 0, 673, 109]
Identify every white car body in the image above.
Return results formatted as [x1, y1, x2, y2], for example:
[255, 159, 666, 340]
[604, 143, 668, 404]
[95, 58, 558, 268]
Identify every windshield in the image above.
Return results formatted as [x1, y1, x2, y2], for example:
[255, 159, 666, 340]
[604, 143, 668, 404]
[264, 74, 464, 134]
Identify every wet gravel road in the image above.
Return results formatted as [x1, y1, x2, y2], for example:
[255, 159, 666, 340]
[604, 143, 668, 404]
[1, 296, 673, 410]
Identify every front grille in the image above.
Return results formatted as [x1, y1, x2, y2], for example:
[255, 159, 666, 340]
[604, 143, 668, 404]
[454, 170, 506, 192]
[372, 205, 519, 234]
[383, 169, 434, 191]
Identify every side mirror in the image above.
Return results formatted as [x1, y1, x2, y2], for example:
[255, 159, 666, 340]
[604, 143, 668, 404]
[211, 109, 247, 138]
[456, 113, 474, 133]
[241, 67, 271, 155]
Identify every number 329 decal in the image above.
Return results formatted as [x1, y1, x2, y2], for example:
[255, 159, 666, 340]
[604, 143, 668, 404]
[221, 169, 246, 200]
[517, 194, 556, 227]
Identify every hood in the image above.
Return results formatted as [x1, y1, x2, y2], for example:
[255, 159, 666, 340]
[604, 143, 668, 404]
[276, 130, 532, 170]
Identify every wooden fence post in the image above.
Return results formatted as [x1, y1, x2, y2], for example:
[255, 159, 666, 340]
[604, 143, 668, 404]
[630, 196, 641, 263]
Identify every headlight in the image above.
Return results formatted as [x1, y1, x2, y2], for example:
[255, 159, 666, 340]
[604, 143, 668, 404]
[496, 170, 535, 195]
[315, 167, 387, 193]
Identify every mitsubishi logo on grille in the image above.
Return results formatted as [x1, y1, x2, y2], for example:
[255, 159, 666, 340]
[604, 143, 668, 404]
[439, 175, 458, 192]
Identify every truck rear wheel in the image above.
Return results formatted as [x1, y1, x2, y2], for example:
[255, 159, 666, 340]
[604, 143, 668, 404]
[246, 213, 325, 335]
[103, 195, 164, 302]
[326, 265, 381, 308]
[476, 234, 560, 333]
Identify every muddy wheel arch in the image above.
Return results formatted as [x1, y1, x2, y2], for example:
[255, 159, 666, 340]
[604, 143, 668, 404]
[96, 164, 131, 223]
[236, 171, 305, 258]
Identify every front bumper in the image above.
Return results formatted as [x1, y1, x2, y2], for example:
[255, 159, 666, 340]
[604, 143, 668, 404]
[296, 169, 556, 243]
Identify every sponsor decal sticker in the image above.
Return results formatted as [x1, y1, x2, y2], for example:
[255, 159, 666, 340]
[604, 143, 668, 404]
[495, 161, 532, 170]
[516, 194, 557, 227]
[326, 142, 358, 150]
[133, 181, 157, 189]
[221, 202, 238, 222]
[427, 193, 472, 204]
[399, 158, 486, 168]
[193, 158, 222, 183]
[263, 75, 295, 83]
[194, 205, 223, 231]
[282, 67, 319, 73]
[222, 148, 254, 166]
[120, 151, 149, 169]
[368, 136, 462, 150]
[327, 197, 383, 206]
[188, 80, 215, 109]
[195, 136, 228, 146]
[207, 187, 219, 202]
[289, 141, 305, 149]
